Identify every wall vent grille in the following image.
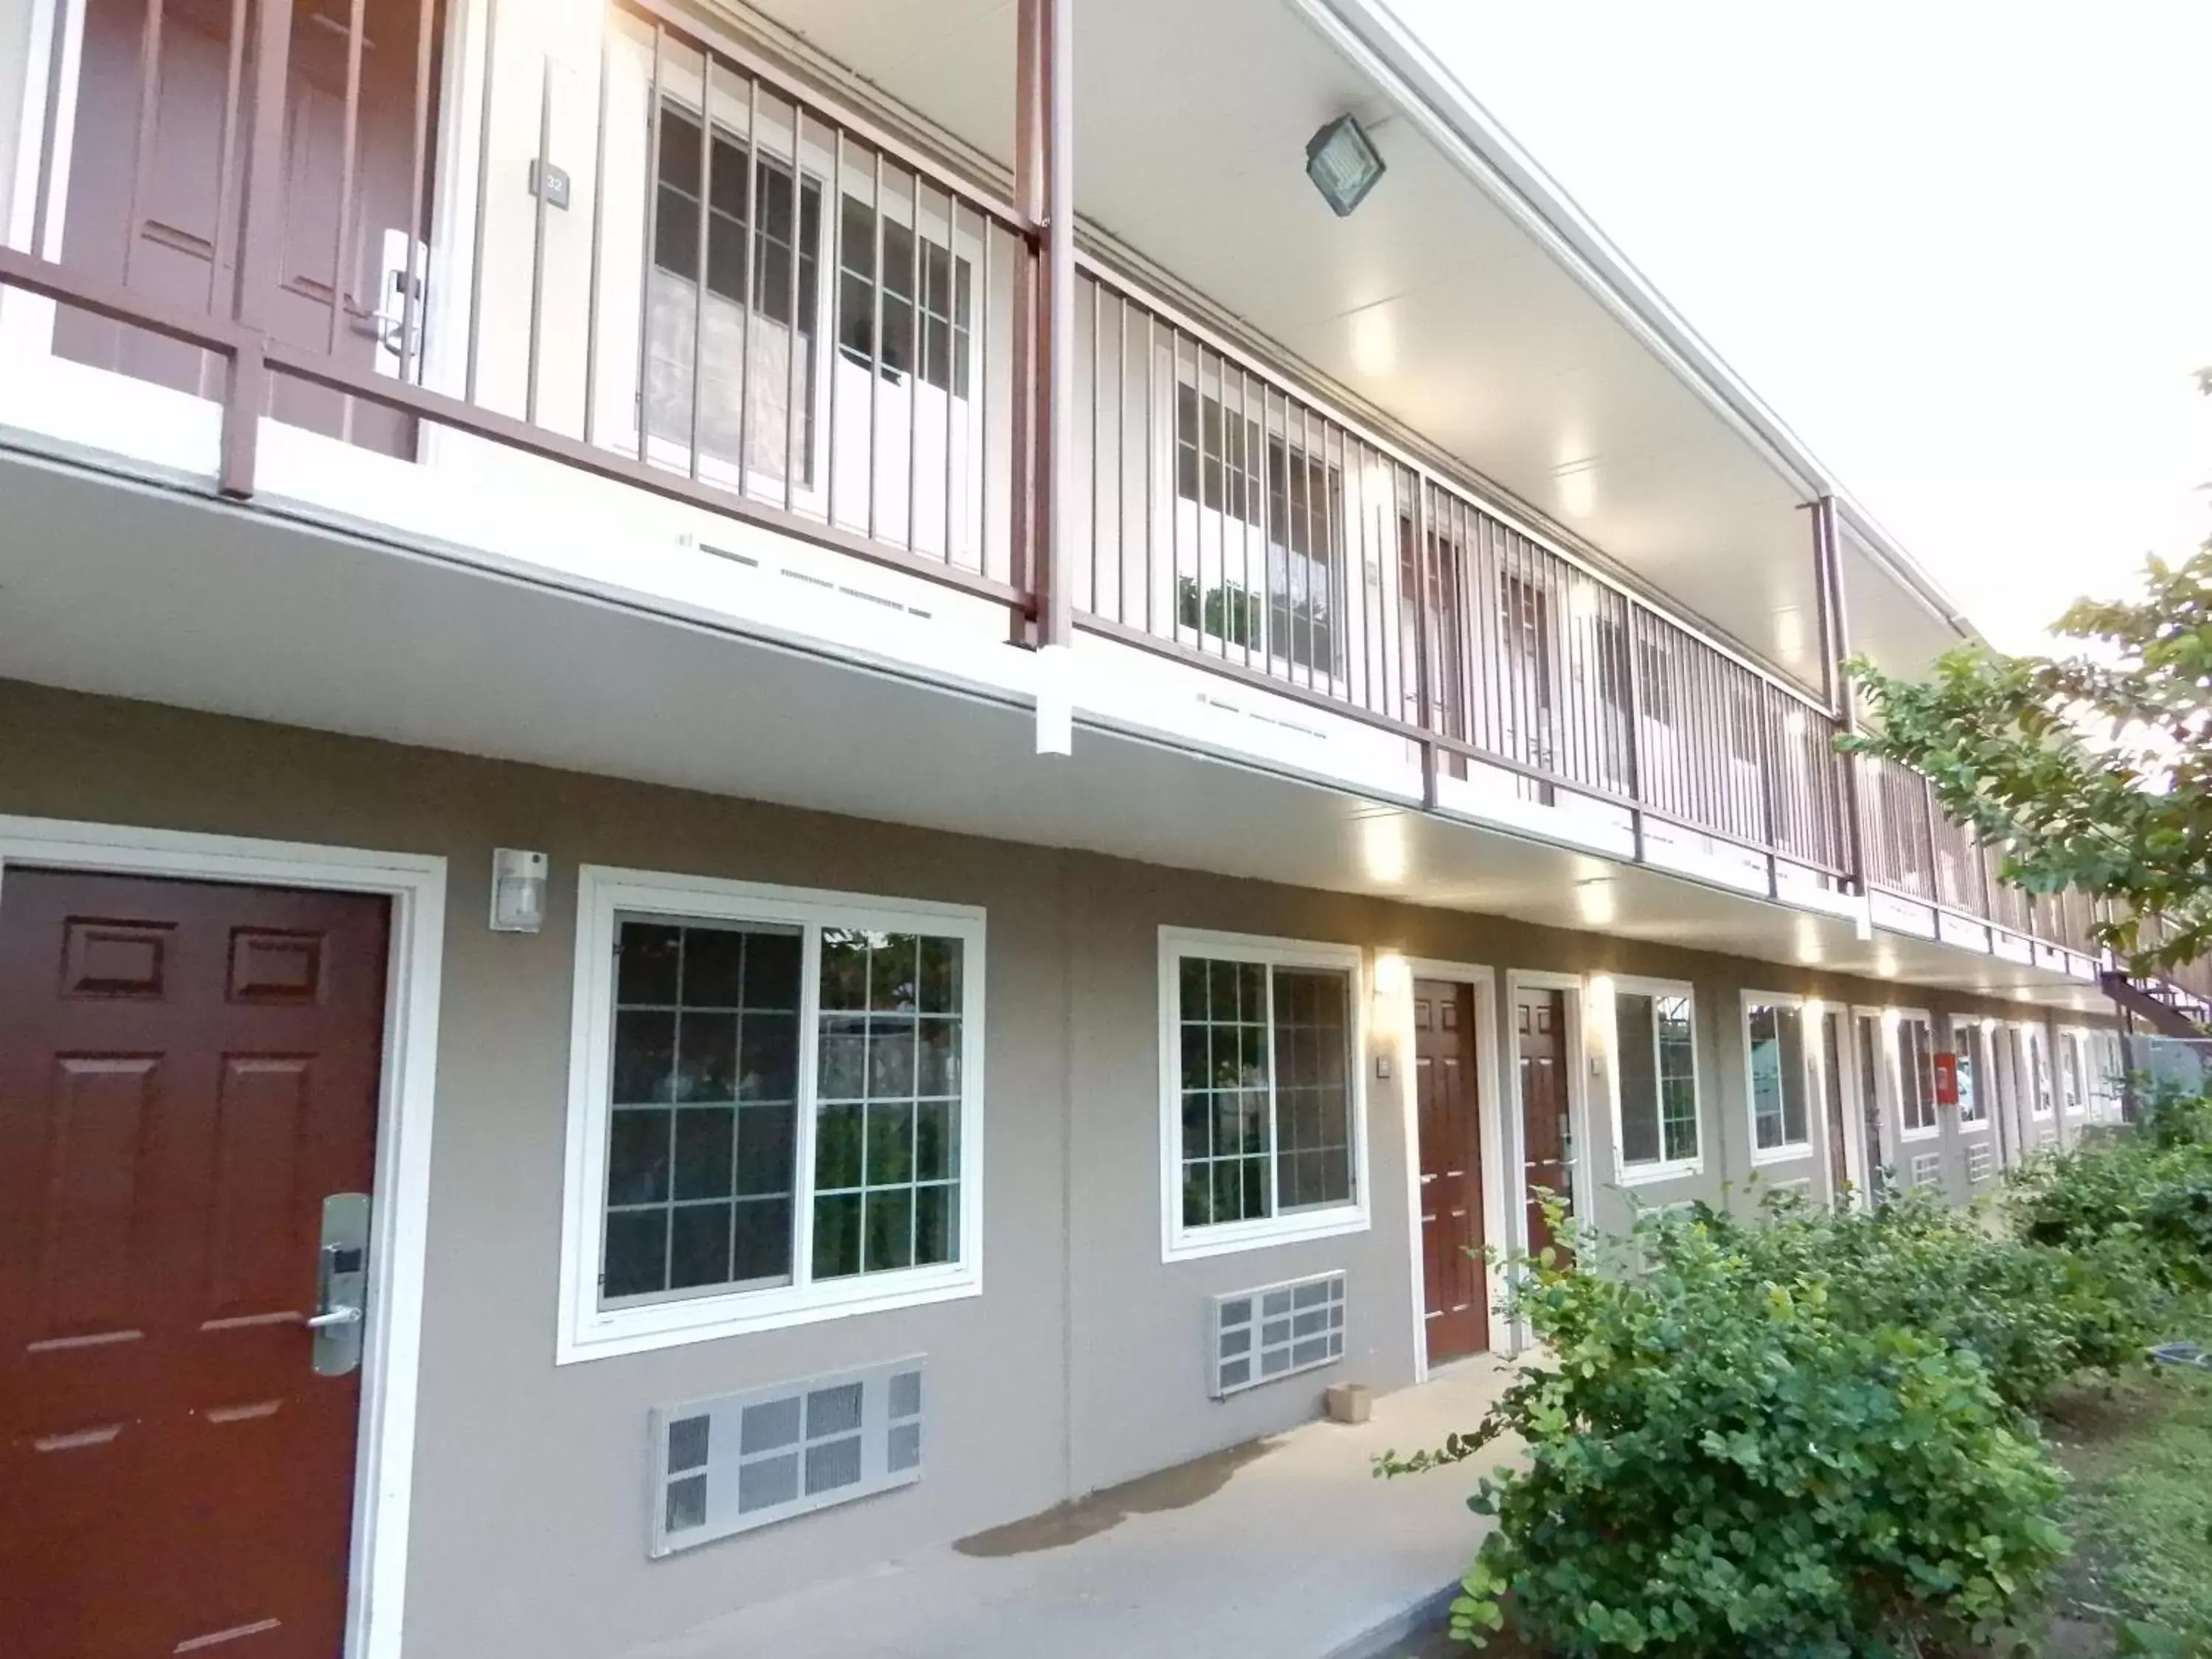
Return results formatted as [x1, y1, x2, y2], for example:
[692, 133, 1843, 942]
[1910, 1152, 1943, 1189]
[1965, 1142, 1994, 1184]
[647, 1357, 924, 1555]
[1209, 1270, 1346, 1399]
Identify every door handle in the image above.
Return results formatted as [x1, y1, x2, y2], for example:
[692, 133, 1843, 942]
[309, 1193, 372, 1377]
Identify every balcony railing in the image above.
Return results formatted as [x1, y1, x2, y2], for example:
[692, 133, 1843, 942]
[0, 0, 2181, 995]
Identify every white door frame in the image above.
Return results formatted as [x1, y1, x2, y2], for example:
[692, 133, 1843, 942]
[1398, 959, 1503, 1382]
[1502, 969, 1589, 1350]
[0, 815, 446, 1659]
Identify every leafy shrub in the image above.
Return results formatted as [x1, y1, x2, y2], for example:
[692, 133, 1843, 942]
[1709, 1186, 2165, 1412]
[2009, 1084, 2212, 1293]
[1380, 1203, 2070, 1656]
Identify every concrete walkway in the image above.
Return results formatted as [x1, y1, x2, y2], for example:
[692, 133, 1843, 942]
[619, 1357, 1525, 1659]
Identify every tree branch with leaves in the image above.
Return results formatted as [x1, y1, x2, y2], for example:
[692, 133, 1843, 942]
[1844, 546, 2212, 977]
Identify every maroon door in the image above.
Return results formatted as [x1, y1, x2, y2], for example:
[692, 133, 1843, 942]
[1414, 979, 1486, 1362]
[0, 869, 389, 1659]
[55, 0, 436, 453]
[1515, 985, 1571, 1260]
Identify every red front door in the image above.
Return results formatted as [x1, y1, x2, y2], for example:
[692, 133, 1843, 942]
[0, 869, 389, 1659]
[55, 0, 437, 453]
[1414, 978, 1486, 1363]
[1516, 985, 1571, 1260]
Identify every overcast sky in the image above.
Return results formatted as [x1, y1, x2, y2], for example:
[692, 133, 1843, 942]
[1391, 0, 2212, 653]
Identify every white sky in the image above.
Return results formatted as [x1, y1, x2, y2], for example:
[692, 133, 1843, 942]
[1391, 0, 2212, 653]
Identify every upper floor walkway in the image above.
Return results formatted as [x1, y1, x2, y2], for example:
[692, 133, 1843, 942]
[0, 0, 2166, 1018]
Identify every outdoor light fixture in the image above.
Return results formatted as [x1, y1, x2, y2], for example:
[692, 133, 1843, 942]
[1305, 114, 1385, 218]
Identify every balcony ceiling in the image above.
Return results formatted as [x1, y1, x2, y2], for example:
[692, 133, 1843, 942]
[728, 0, 1966, 689]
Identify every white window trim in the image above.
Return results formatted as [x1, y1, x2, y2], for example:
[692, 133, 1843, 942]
[1950, 1016, 1991, 1127]
[557, 865, 986, 1363]
[1894, 1008, 1942, 1141]
[1606, 975, 1703, 1186]
[1158, 928, 1371, 1263]
[1742, 990, 1815, 1166]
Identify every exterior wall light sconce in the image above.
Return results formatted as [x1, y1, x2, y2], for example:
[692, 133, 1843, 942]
[1306, 114, 1386, 218]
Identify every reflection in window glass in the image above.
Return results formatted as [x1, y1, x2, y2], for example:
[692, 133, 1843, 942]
[604, 919, 802, 1301]
[1177, 957, 1353, 1229]
[1748, 1001, 1809, 1153]
[1615, 991, 1699, 1170]
[599, 913, 966, 1312]
[1897, 1015, 1938, 1133]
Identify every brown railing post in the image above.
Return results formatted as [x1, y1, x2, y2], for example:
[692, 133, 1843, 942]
[1623, 602, 1648, 863]
[1009, 0, 1072, 652]
[1753, 692, 1782, 898]
[1919, 772, 1943, 907]
[220, 0, 293, 498]
[1411, 472, 1439, 809]
[1814, 495, 1868, 895]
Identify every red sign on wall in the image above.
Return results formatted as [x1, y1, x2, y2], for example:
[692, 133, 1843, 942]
[1933, 1051, 1961, 1107]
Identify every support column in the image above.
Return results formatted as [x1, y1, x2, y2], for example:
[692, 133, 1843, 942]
[1014, 0, 1075, 752]
[1812, 495, 1868, 899]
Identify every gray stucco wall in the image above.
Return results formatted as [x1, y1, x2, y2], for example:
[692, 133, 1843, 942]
[0, 679, 2107, 1659]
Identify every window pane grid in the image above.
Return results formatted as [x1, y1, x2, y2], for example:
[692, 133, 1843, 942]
[1176, 955, 1354, 1231]
[1748, 1002, 1809, 1152]
[604, 920, 803, 1302]
[1613, 990, 1702, 1172]
[600, 914, 964, 1313]
[644, 99, 824, 484]
[812, 930, 963, 1280]
[1898, 1017, 1938, 1132]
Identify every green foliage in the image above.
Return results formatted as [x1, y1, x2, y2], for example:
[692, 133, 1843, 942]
[1842, 543, 2212, 977]
[1378, 1198, 2071, 1656]
[1705, 1186, 2165, 1413]
[2009, 1084, 2212, 1294]
[1176, 574, 1261, 649]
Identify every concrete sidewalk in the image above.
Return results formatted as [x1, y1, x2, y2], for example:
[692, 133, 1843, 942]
[619, 1358, 1525, 1659]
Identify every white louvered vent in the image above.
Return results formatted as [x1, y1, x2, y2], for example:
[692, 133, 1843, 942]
[1966, 1142, 1994, 1184]
[1209, 1270, 1346, 1399]
[1910, 1152, 1943, 1189]
[647, 1357, 924, 1556]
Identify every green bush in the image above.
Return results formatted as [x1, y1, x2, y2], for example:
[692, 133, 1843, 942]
[2008, 1083, 2212, 1293]
[1380, 1203, 2070, 1657]
[1709, 1186, 2165, 1412]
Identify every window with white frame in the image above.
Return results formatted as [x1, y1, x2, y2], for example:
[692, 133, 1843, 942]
[1612, 983, 1700, 1178]
[1161, 931, 1365, 1258]
[1745, 995, 1811, 1160]
[2059, 1029, 2089, 1121]
[1953, 1019, 1989, 1127]
[2025, 1026, 2055, 1119]
[1896, 1012, 1939, 1138]
[560, 869, 984, 1360]
[1169, 370, 1346, 681]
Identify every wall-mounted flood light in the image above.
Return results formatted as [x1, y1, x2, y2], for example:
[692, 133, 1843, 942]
[1306, 114, 1386, 218]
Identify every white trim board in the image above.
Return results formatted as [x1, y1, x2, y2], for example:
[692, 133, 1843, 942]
[1397, 957, 1501, 1385]
[0, 814, 447, 1659]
